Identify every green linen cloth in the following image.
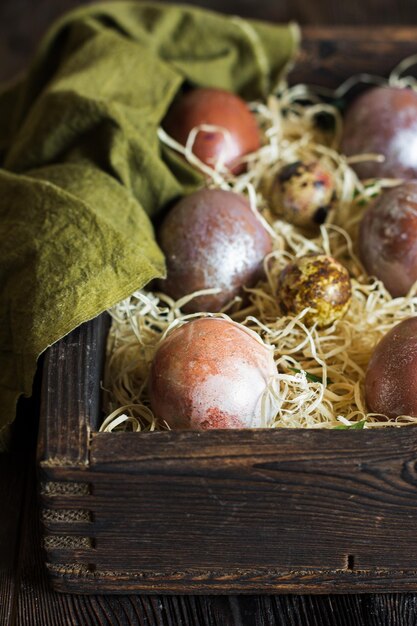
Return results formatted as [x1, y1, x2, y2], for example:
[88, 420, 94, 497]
[0, 1, 298, 447]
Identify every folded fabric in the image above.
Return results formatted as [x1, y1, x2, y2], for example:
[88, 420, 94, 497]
[0, 1, 299, 447]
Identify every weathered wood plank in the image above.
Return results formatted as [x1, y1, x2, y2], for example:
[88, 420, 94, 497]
[37, 426, 417, 590]
[13, 461, 417, 625]
[46, 568, 417, 595]
[37, 315, 109, 469]
[291, 26, 417, 88]
[89, 427, 417, 465]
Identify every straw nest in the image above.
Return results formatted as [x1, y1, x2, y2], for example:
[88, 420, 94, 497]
[101, 58, 417, 432]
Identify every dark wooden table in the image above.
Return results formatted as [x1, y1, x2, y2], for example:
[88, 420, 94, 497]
[4, 1, 417, 624]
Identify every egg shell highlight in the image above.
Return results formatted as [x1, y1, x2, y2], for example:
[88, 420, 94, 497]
[148, 318, 277, 429]
[157, 188, 272, 312]
[342, 86, 417, 179]
[278, 254, 352, 327]
[359, 181, 417, 297]
[365, 317, 417, 417]
[163, 87, 261, 174]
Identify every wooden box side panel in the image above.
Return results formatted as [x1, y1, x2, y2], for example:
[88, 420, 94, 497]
[38, 314, 109, 468]
[292, 26, 417, 87]
[40, 429, 417, 593]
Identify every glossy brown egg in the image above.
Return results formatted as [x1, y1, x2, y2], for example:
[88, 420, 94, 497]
[163, 88, 261, 174]
[358, 181, 417, 297]
[157, 188, 272, 312]
[365, 317, 417, 417]
[277, 254, 352, 327]
[341, 86, 417, 179]
[149, 318, 277, 429]
[267, 161, 336, 228]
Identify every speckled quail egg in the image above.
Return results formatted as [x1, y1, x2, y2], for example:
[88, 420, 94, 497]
[267, 161, 336, 228]
[277, 254, 352, 327]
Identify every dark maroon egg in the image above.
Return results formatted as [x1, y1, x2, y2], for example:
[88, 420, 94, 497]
[163, 88, 261, 174]
[149, 318, 276, 429]
[365, 317, 417, 417]
[342, 86, 417, 179]
[157, 188, 272, 312]
[358, 181, 417, 297]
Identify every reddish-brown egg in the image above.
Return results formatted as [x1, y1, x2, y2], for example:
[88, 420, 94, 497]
[157, 188, 272, 312]
[365, 317, 417, 417]
[148, 318, 277, 429]
[163, 87, 261, 174]
[358, 181, 417, 297]
[341, 86, 417, 179]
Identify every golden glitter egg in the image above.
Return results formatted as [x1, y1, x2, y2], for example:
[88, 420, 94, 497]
[277, 254, 352, 327]
[268, 161, 336, 228]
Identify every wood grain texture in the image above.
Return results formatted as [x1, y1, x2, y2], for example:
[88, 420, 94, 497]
[291, 27, 417, 88]
[38, 314, 109, 468]
[12, 453, 417, 625]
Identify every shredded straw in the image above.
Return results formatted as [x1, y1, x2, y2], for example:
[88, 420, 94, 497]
[101, 57, 417, 432]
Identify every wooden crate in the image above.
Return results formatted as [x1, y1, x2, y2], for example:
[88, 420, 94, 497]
[38, 27, 417, 594]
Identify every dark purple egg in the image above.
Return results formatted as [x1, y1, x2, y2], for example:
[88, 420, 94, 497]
[359, 181, 417, 297]
[365, 317, 417, 417]
[342, 86, 417, 179]
[157, 188, 272, 312]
